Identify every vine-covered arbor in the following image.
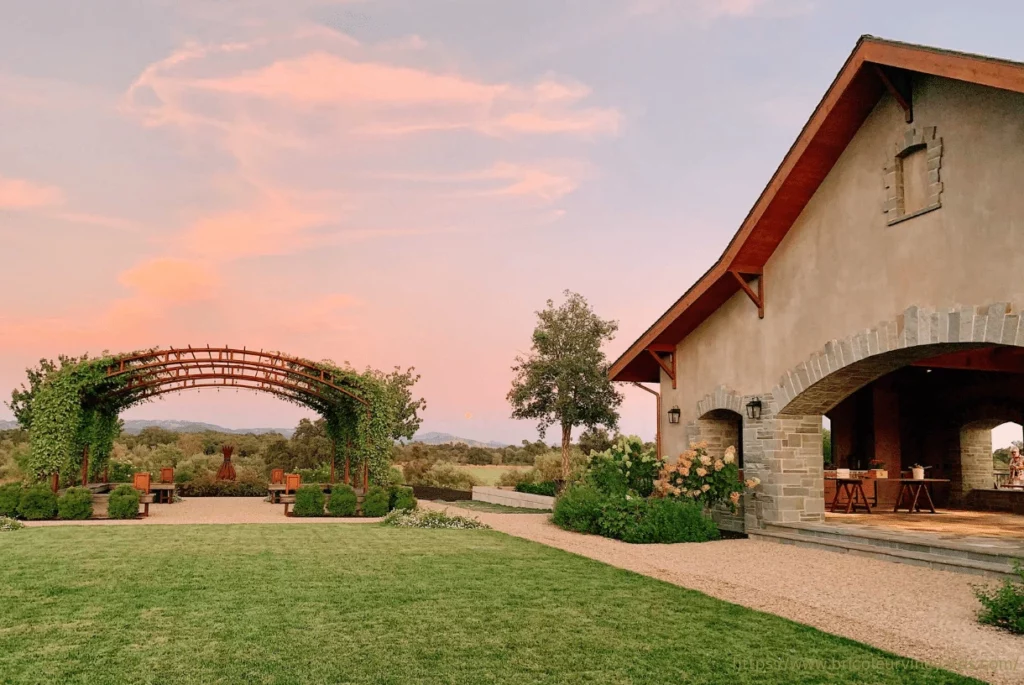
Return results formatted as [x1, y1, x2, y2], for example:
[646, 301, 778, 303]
[13, 346, 397, 490]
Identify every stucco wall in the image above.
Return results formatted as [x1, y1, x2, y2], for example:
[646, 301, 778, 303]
[659, 74, 1024, 456]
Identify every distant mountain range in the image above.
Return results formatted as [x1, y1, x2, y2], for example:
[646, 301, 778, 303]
[0, 419, 509, 447]
[407, 431, 510, 448]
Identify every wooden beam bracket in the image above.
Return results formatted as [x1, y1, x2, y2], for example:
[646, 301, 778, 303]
[873, 64, 913, 123]
[729, 270, 764, 319]
[646, 347, 676, 389]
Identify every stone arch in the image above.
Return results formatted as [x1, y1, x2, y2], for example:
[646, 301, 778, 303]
[773, 302, 1023, 416]
[952, 401, 1024, 497]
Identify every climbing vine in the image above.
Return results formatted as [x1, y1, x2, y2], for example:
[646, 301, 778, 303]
[8, 350, 409, 486]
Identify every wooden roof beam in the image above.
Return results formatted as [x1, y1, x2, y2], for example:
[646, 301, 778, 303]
[873, 64, 913, 123]
[646, 348, 676, 389]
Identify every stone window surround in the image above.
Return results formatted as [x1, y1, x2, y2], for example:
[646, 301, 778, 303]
[882, 126, 943, 226]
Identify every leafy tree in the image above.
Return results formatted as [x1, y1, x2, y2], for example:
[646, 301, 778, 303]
[7, 357, 75, 429]
[578, 427, 614, 456]
[136, 426, 179, 448]
[362, 366, 426, 441]
[507, 291, 623, 479]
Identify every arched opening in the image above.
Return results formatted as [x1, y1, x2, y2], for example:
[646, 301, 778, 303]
[696, 409, 743, 469]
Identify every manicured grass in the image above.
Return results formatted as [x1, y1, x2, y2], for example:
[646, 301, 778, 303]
[0, 525, 975, 684]
[456, 464, 529, 485]
[434, 499, 551, 514]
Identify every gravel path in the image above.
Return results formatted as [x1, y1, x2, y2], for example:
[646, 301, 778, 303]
[422, 501, 1024, 685]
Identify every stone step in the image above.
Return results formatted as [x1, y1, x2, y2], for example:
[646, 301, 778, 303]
[751, 526, 1019, 579]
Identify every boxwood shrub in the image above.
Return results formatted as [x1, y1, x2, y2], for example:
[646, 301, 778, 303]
[551, 484, 605, 534]
[326, 484, 357, 517]
[514, 481, 557, 497]
[0, 483, 22, 518]
[57, 487, 94, 520]
[107, 484, 140, 520]
[388, 485, 417, 512]
[18, 484, 57, 521]
[293, 485, 325, 517]
[361, 485, 390, 517]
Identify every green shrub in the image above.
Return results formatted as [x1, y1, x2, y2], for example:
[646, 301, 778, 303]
[587, 435, 662, 498]
[57, 487, 94, 520]
[362, 485, 390, 517]
[177, 480, 268, 497]
[326, 484, 358, 517]
[382, 508, 489, 529]
[173, 469, 194, 484]
[0, 516, 24, 531]
[389, 485, 417, 512]
[296, 464, 331, 484]
[515, 481, 557, 497]
[597, 497, 719, 544]
[496, 468, 534, 488]
[107, 484, 140, 519]
[293, 485, 325, 517]
[18, 484, 57, 520]
[406, 462, 479, 490]
[552, 484, 606, 534]
[976, 563, 1024, 634]
[108, 460, 136, 483]
[0, 483, 22, 517]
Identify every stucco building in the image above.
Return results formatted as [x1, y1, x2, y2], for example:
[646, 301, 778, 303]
[611, 37, 1024, 533]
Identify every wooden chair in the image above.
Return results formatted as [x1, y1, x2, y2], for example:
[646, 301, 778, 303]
[160, 467, 174, 483]
[282, 474, 301, 516]
[270, 469, 284, 485]
[133, 472, 151, 493]
[132, 472, 153, 517]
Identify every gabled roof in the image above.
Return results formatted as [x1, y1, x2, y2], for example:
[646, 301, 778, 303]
[611, 36, 1024, 383]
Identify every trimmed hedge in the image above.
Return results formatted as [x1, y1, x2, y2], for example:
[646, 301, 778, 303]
[57, 487, 94, 520]
[18, 484, 57, 521]
[514, 481, 557, 497]
[389, 485, 417, 512]
[108, 484, 140, 519]
[362, 485, 390, 517]
[326, 484, 358, 517]
[0, 483, 22, 518]
[177, 481, 268, 497]
[293, 485, 325, 517]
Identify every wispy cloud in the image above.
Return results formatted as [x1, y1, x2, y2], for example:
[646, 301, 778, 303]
[0, 176, 63, 209]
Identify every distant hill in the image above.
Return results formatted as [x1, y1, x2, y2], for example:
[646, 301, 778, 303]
[409, 431, 510, 448]
[119, 420, 293, 438]
[0, 419, 516, 446]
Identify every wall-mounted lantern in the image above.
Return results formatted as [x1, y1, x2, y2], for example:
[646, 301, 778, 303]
[667, 406, 681, 424]
[745, 397, 763, 421]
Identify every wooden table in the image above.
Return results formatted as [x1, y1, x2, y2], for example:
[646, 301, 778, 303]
[827, 478, 872, 513]
[893, 478, 949, 513]
[149, 482, 176, 504]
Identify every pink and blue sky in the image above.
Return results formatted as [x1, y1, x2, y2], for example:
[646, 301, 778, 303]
[1, 1, 1023, 444]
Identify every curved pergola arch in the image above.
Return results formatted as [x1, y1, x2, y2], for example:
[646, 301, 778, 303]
[19, 345, 396, 489]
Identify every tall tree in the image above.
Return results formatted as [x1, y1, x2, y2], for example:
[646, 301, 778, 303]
[507, 291, 623, 479]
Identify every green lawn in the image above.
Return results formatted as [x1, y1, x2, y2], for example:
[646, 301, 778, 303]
[0, 525, 974, 684]
[456, 465, 529, 485]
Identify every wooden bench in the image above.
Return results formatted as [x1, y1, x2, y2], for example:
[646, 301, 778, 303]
[280, 495, 296, 517]
[139, 493, 155, 518]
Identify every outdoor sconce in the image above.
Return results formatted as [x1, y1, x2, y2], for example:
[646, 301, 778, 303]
[746, 398, 763, 420]
[667, 406, 681, 424]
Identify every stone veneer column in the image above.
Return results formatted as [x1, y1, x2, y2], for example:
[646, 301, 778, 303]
[957, 423, 996, 497]
[742, 393, 824, 528]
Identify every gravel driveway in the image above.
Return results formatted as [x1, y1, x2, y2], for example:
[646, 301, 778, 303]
[422, 501, 1024, 685]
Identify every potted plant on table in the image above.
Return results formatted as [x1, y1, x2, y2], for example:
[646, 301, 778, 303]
[910, 463, 927, 480]
[865, 459, 888, 479]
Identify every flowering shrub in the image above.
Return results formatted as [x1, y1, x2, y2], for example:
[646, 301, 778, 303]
[654, 444, 759, 512]
[382, 508, 489, 529]
[587, 435, 663, 497]
[0, 516, 24, 531]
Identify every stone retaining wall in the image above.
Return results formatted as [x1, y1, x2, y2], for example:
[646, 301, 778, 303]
[472, 486, 554, 510]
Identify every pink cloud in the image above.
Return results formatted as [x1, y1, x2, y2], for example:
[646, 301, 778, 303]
[0, 176, 63, 209]
[119, 258, 220, 301]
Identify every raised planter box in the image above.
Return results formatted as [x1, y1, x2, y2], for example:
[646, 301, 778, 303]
[472, 486, 554, 510]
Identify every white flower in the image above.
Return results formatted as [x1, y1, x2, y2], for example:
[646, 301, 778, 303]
[696, 467, 708, 478]
[723, 451, 735, 465]
[713, 460, 724, 471]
